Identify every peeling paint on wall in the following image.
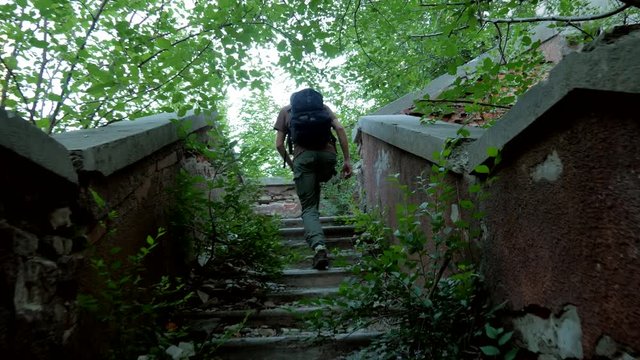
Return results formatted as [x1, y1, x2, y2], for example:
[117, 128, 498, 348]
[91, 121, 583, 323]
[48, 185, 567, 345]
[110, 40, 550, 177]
[531, 150, 563, 182]
[513, 305, 583, 359]
[374, 149, 390, 189]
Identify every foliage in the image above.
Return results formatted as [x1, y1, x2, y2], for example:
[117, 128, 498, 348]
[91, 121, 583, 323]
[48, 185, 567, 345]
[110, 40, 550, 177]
[307, 132, 514, 359]
[320, 172, 357, 216]
[77, 229, 194, 360]
[232, 89, 292, 179]
[305, 0, 640, 122]
[170, 124, 285, 278]
[0, 0, 346, 133]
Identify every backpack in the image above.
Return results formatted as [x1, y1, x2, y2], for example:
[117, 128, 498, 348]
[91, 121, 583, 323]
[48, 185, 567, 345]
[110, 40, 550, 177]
[287, 88, 334, 153]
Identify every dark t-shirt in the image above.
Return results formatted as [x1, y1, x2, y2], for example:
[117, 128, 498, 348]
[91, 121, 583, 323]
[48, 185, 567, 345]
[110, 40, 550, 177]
[273, 104, 338, 158]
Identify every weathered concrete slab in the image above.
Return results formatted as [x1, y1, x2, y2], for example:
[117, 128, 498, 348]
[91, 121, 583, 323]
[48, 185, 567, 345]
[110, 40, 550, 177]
[355, 115, 485, 170]
[281, 268, 350, 288]
[466, 28, 640, 172]
[267, 287, 340, 304]
[53, 110, 214, 176]
[279, 224, 356, 240]
[368, 23, 568, 117]
[283, 237, 355, 251]
[281, 216, 352, 228]
[370, 53, 494, 117]
[0, 109, 78, 184]
[259, 177, 294, 186]
[213, 331, 383, 360]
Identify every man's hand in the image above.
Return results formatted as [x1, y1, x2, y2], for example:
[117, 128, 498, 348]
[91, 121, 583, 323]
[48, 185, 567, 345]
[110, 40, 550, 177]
[341, 161, 353, 179]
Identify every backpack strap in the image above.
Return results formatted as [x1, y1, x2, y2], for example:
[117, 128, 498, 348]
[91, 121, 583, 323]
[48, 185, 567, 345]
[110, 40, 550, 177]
[283, 108, 293, 168]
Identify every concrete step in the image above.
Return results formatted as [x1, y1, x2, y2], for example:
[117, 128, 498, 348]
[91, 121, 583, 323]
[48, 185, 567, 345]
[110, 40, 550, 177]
[282, 236, 355, 250]
[281, 268, 350, 288]
[280, 216, 353, 228]
[267, 287, 340, 304]
[185, 306, 331, 330]
[279, 225, 356, 240]
[287, 249, 361, 269]
[211, 331, 383, 360]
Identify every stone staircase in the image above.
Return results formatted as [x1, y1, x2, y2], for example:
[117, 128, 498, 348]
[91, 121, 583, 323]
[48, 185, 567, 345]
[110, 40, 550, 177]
[190, 215, 381, 359]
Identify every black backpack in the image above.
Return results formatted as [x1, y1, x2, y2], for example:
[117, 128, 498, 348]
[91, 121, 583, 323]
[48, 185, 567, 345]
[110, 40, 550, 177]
[287, 88, 334, 153]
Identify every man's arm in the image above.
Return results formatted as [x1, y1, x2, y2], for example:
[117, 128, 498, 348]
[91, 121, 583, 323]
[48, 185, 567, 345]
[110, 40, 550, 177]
[275, 130, 293, 170]
[331, 118, 353, 179]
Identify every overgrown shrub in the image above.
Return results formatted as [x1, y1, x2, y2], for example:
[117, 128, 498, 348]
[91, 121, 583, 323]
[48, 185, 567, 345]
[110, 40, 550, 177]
[170, 125, 285, 279]
[307, 133, 517, 359]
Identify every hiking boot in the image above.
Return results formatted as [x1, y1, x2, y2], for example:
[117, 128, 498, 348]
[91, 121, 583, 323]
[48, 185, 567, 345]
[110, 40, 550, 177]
[312, 245, 329, 270]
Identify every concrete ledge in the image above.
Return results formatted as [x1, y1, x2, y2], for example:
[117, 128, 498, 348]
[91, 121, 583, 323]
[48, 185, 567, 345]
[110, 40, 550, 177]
[466, 28, 640, 172]
[370, 24, 565, 117]
[0, 109, 78, 184]
[355, 115, 485, 168]
[53, 110, 214, 176]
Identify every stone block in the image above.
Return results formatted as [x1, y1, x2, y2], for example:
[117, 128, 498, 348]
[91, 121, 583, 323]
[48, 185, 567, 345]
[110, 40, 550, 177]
[42, 236, 73, 256]
[14, 257, 58, 320]
[57, 254, 84, 282]
[157, 151, 178, 171]
[1, 221, 39, 256]
[513, 305, 583, 359]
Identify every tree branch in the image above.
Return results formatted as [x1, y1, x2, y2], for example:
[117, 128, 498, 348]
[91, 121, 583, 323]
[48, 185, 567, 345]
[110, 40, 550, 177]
[93, 41, 214, 126]
[48, 0, 110, 133]
[410, 26, 469, 39]
[0, 57, 30, 109]
[420, 1, 468, 6]
[137, 22, 232, 69]
[29, 19, 50, 125]
[480, 3, 631, 24]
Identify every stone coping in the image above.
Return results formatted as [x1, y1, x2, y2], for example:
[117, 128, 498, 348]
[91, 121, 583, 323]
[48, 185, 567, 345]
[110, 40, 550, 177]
[357, 27, 640, 174]
[466, 28, 640, 172]
[53, 110, 214, 176]
[0, 109, 78, 184]
[370, 23, 564, 117]
[354, 115, 485, 171]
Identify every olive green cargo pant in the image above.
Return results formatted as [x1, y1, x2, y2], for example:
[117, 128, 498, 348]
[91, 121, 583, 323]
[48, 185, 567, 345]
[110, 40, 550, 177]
[293, 150, 337, 250]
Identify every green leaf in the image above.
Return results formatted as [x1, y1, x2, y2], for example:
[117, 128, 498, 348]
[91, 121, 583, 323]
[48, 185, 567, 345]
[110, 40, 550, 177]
[146, 235, 155, 246]
[4, 56, 18, 70]
[457, 127, 471, 138]
[485, 323, 500, 339]
[29, 38, 48, 48]
[486, 147, 499, 157]
[33, 0, 53, 12]
[468, 184, 482, 193]
[505, 347, 519, 360]
[156, 38, 172, 49]
[474, 165, 490, 174]
[321, 43, 340, 57]
[47, 93, 62, 101]
[498, 331, 513, 346]
[459, 199, 474, 209]
[90, 189, 106, 209]
[480, 345, 500, 356]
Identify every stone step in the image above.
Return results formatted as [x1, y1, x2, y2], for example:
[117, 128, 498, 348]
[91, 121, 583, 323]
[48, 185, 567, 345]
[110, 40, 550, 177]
[280, 216, 353, 228]
[281, 268, 350, 288]
[267, 287, 340, 304]
[282, 236, 354, 250]
[185, 306, 331, 330]
[287, 249, 361, 269]
[211, 331, 383, 360]
[279, 225, 356, 240]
